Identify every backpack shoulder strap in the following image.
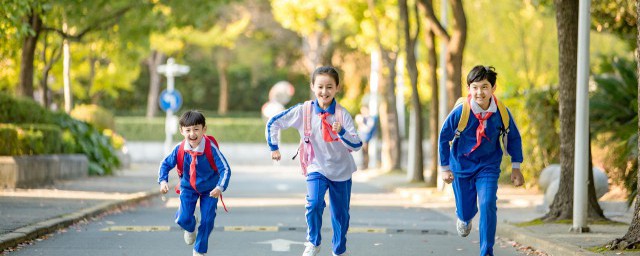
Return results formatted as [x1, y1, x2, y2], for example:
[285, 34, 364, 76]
[203, 135, 219, 173]
[455, 97, 470, 138]
[335, 102, 344, 125]
[494, 97, 510, 131]
[302, 100, 313, 138]
[176, 140, 186, 177]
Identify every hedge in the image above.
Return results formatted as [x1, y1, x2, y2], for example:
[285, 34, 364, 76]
[115, 116, 300, 143]
[0, 93, 53, 124]
[0, 123, 62, 155]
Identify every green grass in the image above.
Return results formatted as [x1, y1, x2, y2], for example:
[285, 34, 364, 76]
[115, 116, 300, 143]
[588, 245, 640, 253]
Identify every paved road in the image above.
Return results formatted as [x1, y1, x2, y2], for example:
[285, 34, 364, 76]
[5, 164, 528, 256]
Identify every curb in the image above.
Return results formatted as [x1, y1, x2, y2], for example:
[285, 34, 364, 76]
[0, 189, 160, 251]
[496, 223, 599, 256]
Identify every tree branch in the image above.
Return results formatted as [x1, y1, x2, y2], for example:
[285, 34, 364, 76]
[416, 0, 450, 41]
[42, 4, 136, 41]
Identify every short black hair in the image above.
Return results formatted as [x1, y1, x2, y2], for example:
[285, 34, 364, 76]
[311, 66, 340, 86]
[467, 65, 498, 87]
[179, 110, 206, 127]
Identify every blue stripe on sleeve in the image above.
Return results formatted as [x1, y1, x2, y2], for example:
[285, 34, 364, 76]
[266, 103, 301, 150]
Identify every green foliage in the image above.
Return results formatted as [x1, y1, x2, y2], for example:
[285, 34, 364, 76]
[0, 125, 20, 155]
[0, 93, 53, 124]
[52, 112, 120, 175]
[115, 116, 299, 143]
[0, 123, 62, 155]
[70, 104, 115, 131]
[499, 88, 560, 186]
[590, 57, 638, 205]
[591, 0, 637, 47]
[16, 123, 63, 155]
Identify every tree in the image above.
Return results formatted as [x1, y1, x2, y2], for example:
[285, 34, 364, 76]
[417, 0, 439, 187]
[543, 0, 605, 222]
[605, 38, 640, 251]
[270, 0, 353, 75]
[416, 0, 467, 110]
[400, 0, 424, 182]
[366, 0, 402, 171]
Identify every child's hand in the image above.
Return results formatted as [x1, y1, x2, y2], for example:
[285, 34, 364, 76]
[442, 171, 454, 184]
[511, 169, 524, 187]
[332, 122, 342, 133]
[271, 150, 281, 161]
[210, 187, 222, 198]
[160, 181, 169, 194]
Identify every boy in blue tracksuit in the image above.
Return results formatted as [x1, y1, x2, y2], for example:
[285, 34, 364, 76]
[158, 110, 231, 256]
[439, 65, 524, 256]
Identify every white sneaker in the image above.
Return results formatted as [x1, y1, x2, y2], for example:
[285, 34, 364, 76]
[184, 230, 196, 245]
[193, 249, 205, 256]
[302, 242, 320, 256]
[456, 219, 472, 237]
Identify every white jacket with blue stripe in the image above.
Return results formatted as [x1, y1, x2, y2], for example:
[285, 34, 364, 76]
[265, 100, 362, 181]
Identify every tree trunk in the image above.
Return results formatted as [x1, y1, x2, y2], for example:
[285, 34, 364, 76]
[379, 53, 402, 172]
[416, 0, 465, 110]
[606, 2, 640, 249]
[425, 20, 439, 187]
[542, 0, 579, 222]
[217, 58, 229, 115]
[587, 136, 607, 220]
[89, 55, 98, 104]
[39, 33, 61, 109]
[445, 0, 466, 110]
[146, 50, 164, 119]
[368, 0, 402, 171]
[19, 12, 42, 99]
[400, 0, 424, 182]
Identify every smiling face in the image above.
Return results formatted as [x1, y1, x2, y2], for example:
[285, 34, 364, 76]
[180, 124, 207, 148]
[311, 74, 339, 109]
[468, 79, 496, 110]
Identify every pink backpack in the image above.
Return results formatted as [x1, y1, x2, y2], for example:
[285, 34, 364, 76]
[294, 100, 343, 176]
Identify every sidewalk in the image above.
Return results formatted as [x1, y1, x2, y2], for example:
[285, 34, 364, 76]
[0, 163, 162, 251]
[358, 168, 637, 256]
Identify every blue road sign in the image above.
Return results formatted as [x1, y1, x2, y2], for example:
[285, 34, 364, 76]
[159, 89, 183, 112]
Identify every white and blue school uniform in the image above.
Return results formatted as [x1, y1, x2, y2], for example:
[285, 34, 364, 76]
[438, 96, 523, 256]
[266, 99, 362, 255]
[158, 138, 231, 254]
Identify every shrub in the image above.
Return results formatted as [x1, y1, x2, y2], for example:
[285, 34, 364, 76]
[0, 125, 19, 155]
[70, 104, 115, 132]
[16, 124, 62, 155]
[0, 92, 53, 124]
[52, 112, 120, 175]
[103, 129, 126, 150]
[115, 116, 299, 143]
[0, 123, 62, 155]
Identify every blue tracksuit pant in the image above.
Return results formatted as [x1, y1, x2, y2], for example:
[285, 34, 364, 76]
[175, 187, 218, 254]
[305, 172, 352, 255]
[452, 169, 499, 256]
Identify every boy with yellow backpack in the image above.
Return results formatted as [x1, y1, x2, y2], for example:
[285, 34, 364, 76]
[438, 65, 524, 256]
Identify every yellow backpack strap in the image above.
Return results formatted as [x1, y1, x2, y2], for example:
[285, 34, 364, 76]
[494, 96, 511, 156]
[455, 97, 470, 139]
[495, 98, 510, 132]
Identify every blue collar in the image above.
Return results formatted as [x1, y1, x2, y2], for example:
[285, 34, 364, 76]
[313, 99, 336, 114]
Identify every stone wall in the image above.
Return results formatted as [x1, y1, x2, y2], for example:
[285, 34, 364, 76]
[0, 155, 88, 189]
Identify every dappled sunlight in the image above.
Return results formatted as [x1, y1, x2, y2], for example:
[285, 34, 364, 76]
[0, 189, 147, 200]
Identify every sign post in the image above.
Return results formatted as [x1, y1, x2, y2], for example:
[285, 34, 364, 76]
[158, 58, 190, 156]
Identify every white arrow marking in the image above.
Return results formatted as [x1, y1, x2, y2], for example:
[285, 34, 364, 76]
[256, 239, 304, 252]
